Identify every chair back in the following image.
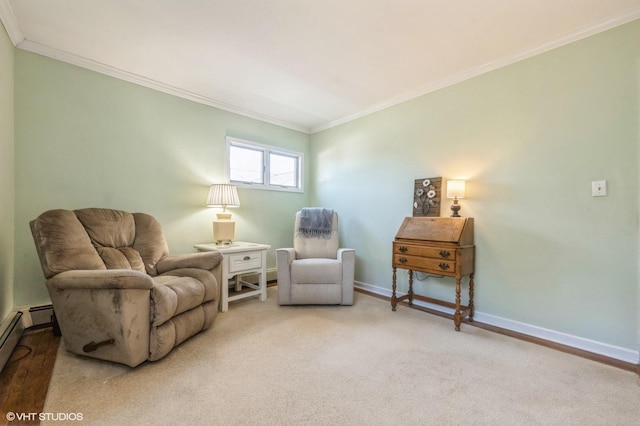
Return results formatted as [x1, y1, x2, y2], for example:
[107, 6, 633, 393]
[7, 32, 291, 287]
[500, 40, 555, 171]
[293, 210, 339, 259]
[30, 208, 170, 278]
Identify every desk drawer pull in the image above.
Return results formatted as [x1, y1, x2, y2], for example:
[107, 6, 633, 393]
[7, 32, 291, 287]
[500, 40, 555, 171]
[439, 250, 451, 258]
[243, 256, 251, 261]
[399, 246, 408, 253]
[399, 257, 408, 264]
[438, 263, 450, 271]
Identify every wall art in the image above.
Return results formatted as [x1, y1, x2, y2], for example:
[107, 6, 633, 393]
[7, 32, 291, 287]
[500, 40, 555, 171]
[412, 177, 442, 217]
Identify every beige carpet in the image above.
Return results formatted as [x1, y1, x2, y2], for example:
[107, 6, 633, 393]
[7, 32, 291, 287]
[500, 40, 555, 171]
[44, 287, 640, 425]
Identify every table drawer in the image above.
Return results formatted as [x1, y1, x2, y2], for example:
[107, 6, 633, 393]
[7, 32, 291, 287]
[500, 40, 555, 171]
[228, 251, 262, 273]
[393, 243, 456, 261]
[393, 254, 456, 275]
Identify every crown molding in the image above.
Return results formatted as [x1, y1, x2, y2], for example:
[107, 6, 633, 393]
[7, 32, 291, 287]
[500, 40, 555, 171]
[0, 0, 24, 45]
[3, 0, 639, 136]
[15, 39, 312, 134]
[0, 0, 310, 133]
[311, 10, 640, 134]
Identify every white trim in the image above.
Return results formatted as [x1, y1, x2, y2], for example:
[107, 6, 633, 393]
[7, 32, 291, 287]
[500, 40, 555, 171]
[14, 40, 311, 134]
[0, 0, 24, 45]
[310, 9, 640, 134]
[226, 136, 304, 193]
[3, 1, 639, 135]
[355, 281, 640, 365]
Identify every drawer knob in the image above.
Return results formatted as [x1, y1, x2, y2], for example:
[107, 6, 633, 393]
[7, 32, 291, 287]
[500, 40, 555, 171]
[439, 250, 451, 258]
[399, 257, 408, 264]
[243, 256, 251, 261]
[399, 246, 408, 253]
[438, 262, 450, 271]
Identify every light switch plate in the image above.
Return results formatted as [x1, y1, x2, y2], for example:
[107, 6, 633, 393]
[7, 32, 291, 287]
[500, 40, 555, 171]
[592, 180, 607, 197]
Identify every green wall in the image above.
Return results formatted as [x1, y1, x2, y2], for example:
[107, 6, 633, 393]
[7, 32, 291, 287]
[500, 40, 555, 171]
[0, 22, 14, 323]
[13, 50, 310, 306]
[311, 20, 640, 350]
[8, 18, 640, 355]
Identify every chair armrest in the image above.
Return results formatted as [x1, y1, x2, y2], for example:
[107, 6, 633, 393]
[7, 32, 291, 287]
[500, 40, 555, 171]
[47, 269, 153, 290]
[276, 248, 296, 305]
[338, 249, 356, 305]
[46, 270, 152, 367]
[156, 251, 223, 274]
[276, 248, 296, 264]
[337, 248, 355, 260]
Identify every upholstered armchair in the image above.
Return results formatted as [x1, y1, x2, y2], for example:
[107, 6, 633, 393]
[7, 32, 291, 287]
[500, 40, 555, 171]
[277, 209, 355, 305]
[30, 208, 223, 367]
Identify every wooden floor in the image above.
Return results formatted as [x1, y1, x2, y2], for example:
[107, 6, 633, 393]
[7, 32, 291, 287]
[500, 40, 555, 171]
[0, 327, 60, 426]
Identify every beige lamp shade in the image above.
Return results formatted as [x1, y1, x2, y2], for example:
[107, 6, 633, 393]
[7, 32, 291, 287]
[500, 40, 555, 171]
[207, 184, 240, 244]
[446, 180, 466, 199]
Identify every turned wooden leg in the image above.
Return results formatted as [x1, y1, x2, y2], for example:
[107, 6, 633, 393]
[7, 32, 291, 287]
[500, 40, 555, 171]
[454, 278, 462, 331]
[408, 270, 414, 305]
[391, 267, 398, 311]
[468, 273, 475, 322]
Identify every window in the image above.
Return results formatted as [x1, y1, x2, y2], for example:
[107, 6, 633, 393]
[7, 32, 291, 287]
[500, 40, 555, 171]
[227, 137, 303, 192]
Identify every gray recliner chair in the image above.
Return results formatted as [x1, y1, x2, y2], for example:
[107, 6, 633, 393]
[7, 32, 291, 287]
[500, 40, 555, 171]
[277, 209, 355, 305]
[30, 208, 223, 367]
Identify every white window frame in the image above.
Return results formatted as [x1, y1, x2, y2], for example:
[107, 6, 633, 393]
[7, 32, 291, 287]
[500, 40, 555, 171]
[226, 137, 304, 193]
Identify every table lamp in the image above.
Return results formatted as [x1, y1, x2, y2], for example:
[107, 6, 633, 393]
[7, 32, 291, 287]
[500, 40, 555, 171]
[446, 179, 466, 217]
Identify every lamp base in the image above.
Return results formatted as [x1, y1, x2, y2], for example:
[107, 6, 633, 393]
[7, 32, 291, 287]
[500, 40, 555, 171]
[450, 199, 462, 217]
[213, 213, 235, 245]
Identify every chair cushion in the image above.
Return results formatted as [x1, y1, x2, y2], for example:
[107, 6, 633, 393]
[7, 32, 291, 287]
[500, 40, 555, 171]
[29, 209, 106, 279]
[75, 208, 149, 272]
[151, 275, 206, 326]
[149, 301, 217, 361]
[132, 213, 171, 275]
[291, 258, 342, 284]
[96, 247, 145, 272]
[162, 268, 219, 303]
[75, 208, 136, 248]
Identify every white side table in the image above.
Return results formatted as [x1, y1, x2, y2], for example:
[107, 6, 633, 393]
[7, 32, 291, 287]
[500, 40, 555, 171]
[194, 242, 270, 312]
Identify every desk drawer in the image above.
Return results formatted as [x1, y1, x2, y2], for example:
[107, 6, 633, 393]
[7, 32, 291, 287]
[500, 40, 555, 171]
[228, 251, 262, 273]
[393, 254, 456, 275]
[393, 243, 456, 261]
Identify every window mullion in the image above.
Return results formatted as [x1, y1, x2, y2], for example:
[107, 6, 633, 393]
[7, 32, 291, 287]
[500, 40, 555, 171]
[263, 148, 269, 188]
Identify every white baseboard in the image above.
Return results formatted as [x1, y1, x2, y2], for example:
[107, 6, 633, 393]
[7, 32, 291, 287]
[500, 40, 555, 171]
[0, 311, 24, 373]
[355, 281, 640, 365]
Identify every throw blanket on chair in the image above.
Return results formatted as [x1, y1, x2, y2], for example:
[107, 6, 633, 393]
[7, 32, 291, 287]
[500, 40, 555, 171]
[298, 208, 334, 238]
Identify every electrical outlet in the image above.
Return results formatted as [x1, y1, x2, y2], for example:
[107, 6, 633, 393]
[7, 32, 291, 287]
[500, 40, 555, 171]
[592, 180, 607, 197]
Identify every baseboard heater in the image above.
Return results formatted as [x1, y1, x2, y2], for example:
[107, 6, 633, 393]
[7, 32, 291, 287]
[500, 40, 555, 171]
[29, 304, 55, 328]
[0, 311, 24, 373]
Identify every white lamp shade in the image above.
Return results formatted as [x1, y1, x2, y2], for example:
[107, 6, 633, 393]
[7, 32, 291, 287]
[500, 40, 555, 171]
[207, 184, 240, 208]
[446, 180, 466, 199]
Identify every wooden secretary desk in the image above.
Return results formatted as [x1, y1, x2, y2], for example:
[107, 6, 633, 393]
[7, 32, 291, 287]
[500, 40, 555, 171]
[391, 217, 475, 331]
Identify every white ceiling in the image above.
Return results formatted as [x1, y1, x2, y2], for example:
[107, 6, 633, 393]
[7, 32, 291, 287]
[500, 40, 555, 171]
[2, 1, 640, 133]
